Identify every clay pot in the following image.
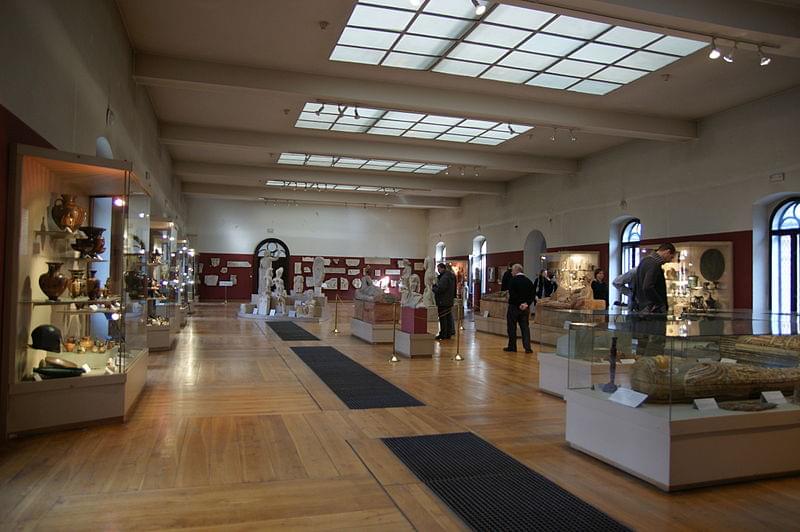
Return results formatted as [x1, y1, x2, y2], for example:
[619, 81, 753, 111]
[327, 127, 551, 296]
[124, 269, 148, 299]
[51, 194, 86, 232]
[64, 336, 77, 353]
[80, 226, 106, 256]
[68, 270, 86, 299]
[71, 238, 95, 259]
[86, 270, 101, 300]
[79, 336, 93, 350]
[39, 262, 68, 301]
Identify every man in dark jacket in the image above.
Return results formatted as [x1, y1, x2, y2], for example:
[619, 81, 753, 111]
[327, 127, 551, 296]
[632, 243, 676, 313]
[433, 263, 456, 340]
[532, 269, 556, 304]
[500, 263, 513, 292]
[504, 264, 535, 353]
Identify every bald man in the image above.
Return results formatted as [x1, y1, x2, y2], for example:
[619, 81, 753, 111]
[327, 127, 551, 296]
[504, 264, 535, 353]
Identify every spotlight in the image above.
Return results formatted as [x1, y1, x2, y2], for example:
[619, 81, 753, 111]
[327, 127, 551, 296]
[337, 104, 347, 116]
[315, 104, 323, 116]
[708, 38, 721, 60]
[723, 42, 736, 63]
[549, 128, 556, 142]
[113, 197, 125, 207]
[569, 129, 577, 142]
[758, 46, 771, 66]
[471, 0, 486, 16]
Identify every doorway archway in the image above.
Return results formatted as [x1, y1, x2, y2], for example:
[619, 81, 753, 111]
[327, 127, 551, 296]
[251, 238, 290, 295]
[523, 230, 547, 277]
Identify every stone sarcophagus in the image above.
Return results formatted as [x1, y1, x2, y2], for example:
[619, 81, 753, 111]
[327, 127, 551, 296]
[354, 300, 395, 324]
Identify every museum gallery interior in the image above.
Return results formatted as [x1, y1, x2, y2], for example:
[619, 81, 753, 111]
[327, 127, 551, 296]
[1, 0, 800, 529]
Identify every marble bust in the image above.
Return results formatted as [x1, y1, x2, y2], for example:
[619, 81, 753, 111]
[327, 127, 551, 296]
[402, 273, 425, 308]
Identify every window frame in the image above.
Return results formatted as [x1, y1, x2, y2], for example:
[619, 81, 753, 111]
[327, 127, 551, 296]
[770, 198, 800, 314]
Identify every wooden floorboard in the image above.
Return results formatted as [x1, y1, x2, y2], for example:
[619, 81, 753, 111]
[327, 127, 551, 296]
[1, 301, 799, 530]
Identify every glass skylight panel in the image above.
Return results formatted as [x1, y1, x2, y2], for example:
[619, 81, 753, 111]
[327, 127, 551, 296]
[460, 119, 498, 129]
[395, 34, 453, 55]
[331, 124, 369, 133]
[616, 50, 679, 70]
[547, 59, 603, 78]
[466, 24, 530, 48]
[424, 0, 479, 19]
[329, 46, 384, 65]
[404, 130, 440, 139]
[295, 120, 332, 130]
[646, 36, 707, 56]
[433, 58, 485, 77]
[449, 126, 486, 136]
[385, 110, 426, 121]
[470, 137, 504, 146]
[368, 127, 404, 136]
[374, 118, 413, 129]
[591, 66, 647, 84]
[448, 42, 508, 64]
[358, 186, 382, 191]
[348, 4, 414, 31]
[569, 43, 633, 64]
[410, 122, 451, 133]
[541, 16, 610, 39]
[519, 33, 584, 56]
[499, 50, 556, 71]
[338, 27, 398, 49]
[383, 52, 437, 69]
[439, 134, 471, 143]
[422, 115, 463, 126]
[570, 79, 620, 95]
[409, 14, 472, 39]
[483, 4, 554, 30]
[335, 185, 359, 191]
[526, 73, 579, 89]
[597, 26, 661, 48]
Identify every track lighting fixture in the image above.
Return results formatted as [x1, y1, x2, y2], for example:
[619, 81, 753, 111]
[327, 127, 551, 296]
[460, 167, 465, 176]
[474, 167, 479, 176]
[471, 0, 486, 16]
[708, 38, 721, 60]
[569, 129, 577, 142]
[315, 104, 323, 116]
[337, 104, 347, 116]
[723, 42, 736, 63]
[549, 128, 556, 142]
[758, 46, 771, 66]
[507, 123, 515, 134]
[354, 107, 361, 120]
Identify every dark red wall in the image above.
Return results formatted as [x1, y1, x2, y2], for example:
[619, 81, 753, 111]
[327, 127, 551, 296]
[484, 251, 524, 294]
[1, 105, 54, 438]
[197, 252, 424, 301]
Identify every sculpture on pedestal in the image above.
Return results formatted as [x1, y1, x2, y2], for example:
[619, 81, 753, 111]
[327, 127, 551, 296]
[355, 266, 397, 303]
[293, 275, 304, 295]
[402, 274, 425, 308]
[422, 256, 436, 307]
[273, 267, 286, 296]
[258, 255, 277, 296]
[399, 258, 412, 304]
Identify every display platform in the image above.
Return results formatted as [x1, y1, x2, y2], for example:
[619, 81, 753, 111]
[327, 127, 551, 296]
[538, 352, 632, 398]
[395, 330, 434, 358]
[351, 318, 393, 344]
[237, 310, 320, 323]
[147, 324, 175, 352]
[474, 315, 505, 336]
[566, 387, 800, 491]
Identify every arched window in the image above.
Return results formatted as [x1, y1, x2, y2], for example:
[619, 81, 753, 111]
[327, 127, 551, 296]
[435, 241, 446, 263]
[471, 235, 487, 293]
[771, 199, 800, 313]
[621, 219, 642, 274]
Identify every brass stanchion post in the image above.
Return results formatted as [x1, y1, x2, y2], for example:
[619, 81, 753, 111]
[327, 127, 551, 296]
[331, 295, 340, 334]
[453, 307, 464, 361]
[390, 302, 399, 363]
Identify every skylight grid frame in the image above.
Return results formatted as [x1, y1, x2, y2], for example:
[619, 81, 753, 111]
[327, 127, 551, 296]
[277, 150, 449, 174]
[331, 0, 707, 95]
[264, 178, 408, 194]
[296, 102, 531, 145]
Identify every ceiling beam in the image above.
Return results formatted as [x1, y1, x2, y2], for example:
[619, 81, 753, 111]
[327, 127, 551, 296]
[136, 53, 696, 141]
[174, 161, 506, 196]
[181, 182, 460, 209]
[159, 124, 577, 174]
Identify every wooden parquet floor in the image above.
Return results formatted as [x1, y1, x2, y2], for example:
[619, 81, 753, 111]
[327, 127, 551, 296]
[2, 302, 800, 531]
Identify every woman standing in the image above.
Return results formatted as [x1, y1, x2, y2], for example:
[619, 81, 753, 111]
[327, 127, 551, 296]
[591, 268, 609, 309]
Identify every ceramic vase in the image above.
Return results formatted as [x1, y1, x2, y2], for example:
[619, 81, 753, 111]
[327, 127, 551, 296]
[79, 226, 106, 258]
[68, 270, 86, 299]
[86, 270, 102, 300]
[39, 262, 68, 301]
[51, 194, 86, 232]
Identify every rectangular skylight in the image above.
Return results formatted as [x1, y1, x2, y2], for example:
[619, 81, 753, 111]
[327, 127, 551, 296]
[330, 0, 707, 95]
[277, 151, 450, 174]
[295, 102, 531, 145]
[263, 178, 407, 195]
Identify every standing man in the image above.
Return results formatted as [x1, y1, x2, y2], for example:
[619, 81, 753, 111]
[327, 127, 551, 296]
[504, 264, 535, 353]
[532, 269, 556, 304]
[500, 263, 514, 292]
[433, 263, 456, 340]
[632, 243, 676, 313]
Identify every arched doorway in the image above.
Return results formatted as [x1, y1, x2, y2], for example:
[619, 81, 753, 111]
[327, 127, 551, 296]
[251, 238, 290, 295]
[523, 230, 547, 277]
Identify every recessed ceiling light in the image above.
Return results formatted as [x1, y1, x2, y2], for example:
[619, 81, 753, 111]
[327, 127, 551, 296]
[330, 1, 707, 96]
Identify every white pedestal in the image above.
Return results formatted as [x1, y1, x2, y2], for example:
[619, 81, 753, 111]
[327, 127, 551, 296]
[474, 314, 506, 336]
[538, 352, 632, 399]
[350, 318, 393, 344]
[147, 325, 174, 352]
[179, 306, 188, 327]
[566, 388, 800, 491]
[394, 331, 434, 358]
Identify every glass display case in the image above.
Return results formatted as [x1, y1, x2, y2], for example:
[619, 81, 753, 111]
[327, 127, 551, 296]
[2, 145, 151, 436]
[541, 250, 599, 291]
[559, 309, 800, 491]
[660, 241, 734, 313]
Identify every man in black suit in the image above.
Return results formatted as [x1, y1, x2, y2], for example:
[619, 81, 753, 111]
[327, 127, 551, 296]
[433, 263, 456, 340]
[504, 264, 535, 353]
[632, 243, 676, 313]
[500, 262, 513, 291]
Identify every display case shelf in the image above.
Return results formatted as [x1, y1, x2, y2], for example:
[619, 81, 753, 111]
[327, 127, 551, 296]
[34, 230, 78, 239]
[24, 296, 122, 306]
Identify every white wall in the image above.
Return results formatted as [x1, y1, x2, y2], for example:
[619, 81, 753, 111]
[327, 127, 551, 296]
[186, 197, 429, 257]
[428, 87, 800, 258]
[0, 0, 183, 223]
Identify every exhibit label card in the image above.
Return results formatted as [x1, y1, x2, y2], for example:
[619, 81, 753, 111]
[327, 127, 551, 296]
[693, 398, 719, 410]
[720, 357, 737, 364]
[608, 388, 648, 408]
[761, 391, 787, 404]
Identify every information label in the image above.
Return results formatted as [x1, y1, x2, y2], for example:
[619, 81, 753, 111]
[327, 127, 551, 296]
[620, 358, 636, 365]
[697, 357, 714, 363]
[693, 398, 719, 411]
[81, 363, 92, 374]
[720, 357, 737, 364]
[608, 388, 648, 408]
[761, 391, 788, 404]
[287, 310, 297, 318]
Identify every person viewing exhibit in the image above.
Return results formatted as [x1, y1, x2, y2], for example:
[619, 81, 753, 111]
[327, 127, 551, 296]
[1, 0, 799, 529]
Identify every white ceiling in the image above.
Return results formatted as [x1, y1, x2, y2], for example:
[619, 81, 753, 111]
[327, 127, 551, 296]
[116, 0, 800, 208]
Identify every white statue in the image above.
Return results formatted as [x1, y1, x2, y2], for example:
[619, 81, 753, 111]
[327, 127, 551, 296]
[402, 273, 425, 308]
[398, 259, 412, 305]
[273, 266, 286, 296]
[258, 255, 277, 296]
[355, 266, 396, 303]
[293, 275, 304, 295]
[312, 257, 325, 296]
[422, 256, 436, 307]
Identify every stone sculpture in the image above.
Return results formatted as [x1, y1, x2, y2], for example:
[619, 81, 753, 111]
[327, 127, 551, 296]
[312, 257, 325, 296]
[293, 275, 304, 295]
[355, 266, 396, 303]
[630, 355, 800, 403]
[399, 258, 413, 304]
[422, 256, 436, 308]
[258, 255, 277, 296]
[402, 274, 425, 308]
[273, 267, 286, 296]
